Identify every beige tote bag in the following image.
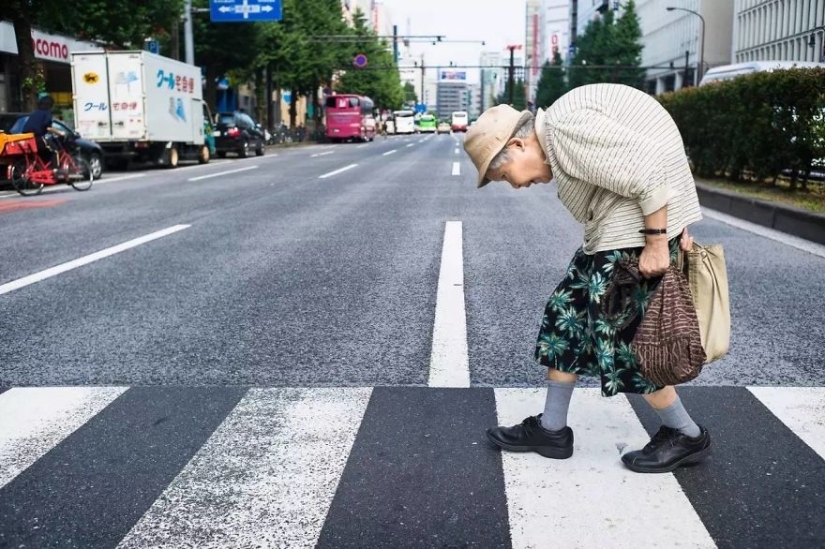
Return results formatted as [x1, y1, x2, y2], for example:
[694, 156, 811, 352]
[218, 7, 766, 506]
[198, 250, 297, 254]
[682, 243, 731, 363]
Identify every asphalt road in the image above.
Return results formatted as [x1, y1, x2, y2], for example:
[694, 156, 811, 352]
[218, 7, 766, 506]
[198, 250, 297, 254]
[1, 132, 824, 389]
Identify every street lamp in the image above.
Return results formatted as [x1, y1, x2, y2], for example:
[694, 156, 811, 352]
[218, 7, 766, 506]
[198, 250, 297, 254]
[667, 6, 705, 85]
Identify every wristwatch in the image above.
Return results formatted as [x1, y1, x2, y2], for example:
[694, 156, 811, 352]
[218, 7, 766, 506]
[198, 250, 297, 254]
[639, 228, 668, 235]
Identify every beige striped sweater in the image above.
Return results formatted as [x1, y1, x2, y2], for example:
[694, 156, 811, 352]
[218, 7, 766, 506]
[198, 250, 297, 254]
[535, 83, 702, 254]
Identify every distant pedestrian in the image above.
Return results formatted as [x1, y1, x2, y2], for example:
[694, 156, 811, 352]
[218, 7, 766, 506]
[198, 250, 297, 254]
[464, 83, 710, 473]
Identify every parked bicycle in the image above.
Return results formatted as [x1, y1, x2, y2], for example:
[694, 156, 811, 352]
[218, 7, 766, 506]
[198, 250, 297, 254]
[3, 133, 93, 196]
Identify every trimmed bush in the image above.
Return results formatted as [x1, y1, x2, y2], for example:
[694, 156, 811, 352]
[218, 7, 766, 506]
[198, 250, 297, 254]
[658, 68, 825, 188]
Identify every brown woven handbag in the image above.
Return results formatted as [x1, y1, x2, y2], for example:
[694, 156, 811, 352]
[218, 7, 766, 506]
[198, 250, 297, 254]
[632, 266, 707, 387]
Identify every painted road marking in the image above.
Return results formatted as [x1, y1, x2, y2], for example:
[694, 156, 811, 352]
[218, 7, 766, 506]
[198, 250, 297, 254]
[702, 208, 825, 259]
[117, 388, 372, 549]
[0, 224, 190, 296]
[495, 388, 716, 548]
[428, 221, 469, 388]
[383, 150, 398, 156]
[0, 198, 67, 214]
[455, 148, 459, 154]
[311, 151, 335, 158]
[188, 166, 258, 182]
[406, 143, 414, 148]
[748, 387, 825, 459]
[356, 144, 369, 149]
[452, 162, 461, 176]
[0, 387, 128, 490]
[319, 164, 358, 179]
[0, 174, 149, 200]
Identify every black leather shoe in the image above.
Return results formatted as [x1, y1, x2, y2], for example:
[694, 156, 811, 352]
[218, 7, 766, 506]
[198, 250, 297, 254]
[486, 414, 574, 459]
[622, 425, 711, 473]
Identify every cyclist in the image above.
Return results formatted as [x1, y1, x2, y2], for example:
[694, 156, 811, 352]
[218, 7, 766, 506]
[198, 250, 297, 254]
[22, 94, 65, 173]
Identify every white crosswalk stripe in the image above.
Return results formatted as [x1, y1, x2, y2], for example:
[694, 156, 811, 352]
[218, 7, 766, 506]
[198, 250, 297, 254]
[0, 386, 823, 547]
[117, 388, 371, 549]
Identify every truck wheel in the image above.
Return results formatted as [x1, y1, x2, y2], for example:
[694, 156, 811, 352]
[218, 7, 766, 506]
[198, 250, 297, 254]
[198, 145, 210, 164]
[165, 146, 179, 169]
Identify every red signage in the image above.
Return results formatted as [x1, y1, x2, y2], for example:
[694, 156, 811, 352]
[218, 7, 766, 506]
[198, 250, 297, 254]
[32, 37, 69, 61]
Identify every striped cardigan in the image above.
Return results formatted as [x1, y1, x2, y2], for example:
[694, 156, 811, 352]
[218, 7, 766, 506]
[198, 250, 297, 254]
[536, 84, 703, 254]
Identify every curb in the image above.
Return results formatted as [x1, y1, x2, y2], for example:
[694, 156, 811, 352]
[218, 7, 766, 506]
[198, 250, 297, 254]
[696, 183, 825, 245]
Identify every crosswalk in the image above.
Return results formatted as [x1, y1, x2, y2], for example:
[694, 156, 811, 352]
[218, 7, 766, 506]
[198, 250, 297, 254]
[0, 385, 824, 548]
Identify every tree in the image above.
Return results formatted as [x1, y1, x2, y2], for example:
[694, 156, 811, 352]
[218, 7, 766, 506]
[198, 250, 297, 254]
[568, 1, 645, 90]
[403, 82, 418, 105]
[335, 10, 404, 111]
[535, 52, 567, 108]
[496, 79, 527, 111]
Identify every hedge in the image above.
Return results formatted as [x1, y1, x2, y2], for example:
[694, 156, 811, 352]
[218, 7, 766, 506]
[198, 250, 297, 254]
[657, 68, 825, 187]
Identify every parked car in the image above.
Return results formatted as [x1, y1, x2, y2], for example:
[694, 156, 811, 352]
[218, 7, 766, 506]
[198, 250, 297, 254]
[436, 121, 451, 134]
[213, 112, 266, 158]
[0, 113, 106, 180]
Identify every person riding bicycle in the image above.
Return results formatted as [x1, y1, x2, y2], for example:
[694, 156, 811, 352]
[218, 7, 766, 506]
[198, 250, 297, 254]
[22, 94, 65, 172]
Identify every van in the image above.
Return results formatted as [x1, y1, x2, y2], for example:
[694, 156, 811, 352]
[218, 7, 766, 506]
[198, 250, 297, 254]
[699, 61, 825, 85]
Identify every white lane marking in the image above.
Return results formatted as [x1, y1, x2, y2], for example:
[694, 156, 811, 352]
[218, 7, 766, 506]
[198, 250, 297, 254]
[0, 387, 127, 490]
[495, 388, 716, 549]
[0, 173, 149, 199]
[383, 149, 398, 156]
[452, 162, 461, 176]
[406, 143, 415, 148]
[702, 208, 825, 259]
[0, 224, 190, 296]
[748, 387, 825, 459]
[188, 165, 258, 182]
[454, 149, 459, 155]
[319, 163, 358, 179]
[356, 144, 369, 149]
[428, 221, 470, 388]
[117, 388, 372, 549]
[311, 151, 335, 157]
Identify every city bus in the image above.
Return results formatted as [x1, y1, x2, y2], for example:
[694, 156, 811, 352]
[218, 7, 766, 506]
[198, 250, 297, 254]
[325, 94, 376, 142]
[393, 110, 416, 135]
[451, 111, 469, 132]
[418, 113, 437, 133]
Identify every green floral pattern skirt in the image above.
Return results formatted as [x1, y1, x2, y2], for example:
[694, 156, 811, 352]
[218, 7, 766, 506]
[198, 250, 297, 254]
[535, 239, 680, 396]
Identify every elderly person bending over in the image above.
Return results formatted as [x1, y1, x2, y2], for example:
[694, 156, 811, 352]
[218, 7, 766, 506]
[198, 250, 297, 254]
[464, 83, 709, 473]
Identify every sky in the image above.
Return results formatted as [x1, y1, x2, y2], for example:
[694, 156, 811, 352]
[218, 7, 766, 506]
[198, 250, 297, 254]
[381, 0, 527, 84]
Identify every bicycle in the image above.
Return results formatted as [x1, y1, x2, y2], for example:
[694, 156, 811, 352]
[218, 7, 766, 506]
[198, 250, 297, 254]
[6, 133, 93, 196]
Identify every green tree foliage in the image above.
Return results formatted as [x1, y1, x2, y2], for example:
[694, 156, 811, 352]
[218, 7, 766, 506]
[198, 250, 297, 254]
[496, 79, 527, 111]
[535, 52, 567, 108]
[569, 0, 644, 90]
[403, 82, 418, 105]
[335, 10, 405, 111]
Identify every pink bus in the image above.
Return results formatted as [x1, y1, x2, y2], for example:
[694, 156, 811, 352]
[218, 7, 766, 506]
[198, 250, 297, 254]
[325, 94, 376, 143]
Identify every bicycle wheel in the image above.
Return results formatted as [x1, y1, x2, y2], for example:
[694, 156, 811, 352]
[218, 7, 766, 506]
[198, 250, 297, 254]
[10, 160, 44, 196]
[69, 155, 93, 191]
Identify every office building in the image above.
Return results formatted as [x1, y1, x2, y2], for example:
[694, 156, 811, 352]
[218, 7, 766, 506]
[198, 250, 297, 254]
[436, 70, 469, 119]
[480, 52, 504, 112]
[546, 0, 571, 62]
[733, 0, 825, 63]
[526, 0, 548, 103]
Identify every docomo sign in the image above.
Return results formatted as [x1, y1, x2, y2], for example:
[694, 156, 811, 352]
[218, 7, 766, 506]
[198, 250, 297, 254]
[31, 31, 70, 63]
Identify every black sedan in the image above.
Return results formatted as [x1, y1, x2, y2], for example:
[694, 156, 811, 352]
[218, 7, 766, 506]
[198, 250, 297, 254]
[1, 113, 105, 180]
[213, 112, 265, 158]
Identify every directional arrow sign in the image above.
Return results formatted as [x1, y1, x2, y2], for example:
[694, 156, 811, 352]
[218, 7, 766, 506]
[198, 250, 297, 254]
[210, 0, 282, 23]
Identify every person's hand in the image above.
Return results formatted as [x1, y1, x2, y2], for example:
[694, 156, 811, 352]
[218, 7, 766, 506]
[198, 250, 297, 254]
[638, 237, 670, 278]
[680, 228, 694, 252]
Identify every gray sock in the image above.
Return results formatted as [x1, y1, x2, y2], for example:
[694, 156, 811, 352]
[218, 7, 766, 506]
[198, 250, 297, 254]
[539, 379, 575, 432]
[655, 396, 701, 438]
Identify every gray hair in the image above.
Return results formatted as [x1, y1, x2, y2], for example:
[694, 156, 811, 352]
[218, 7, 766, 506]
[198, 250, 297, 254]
[488, 114, 535, 172]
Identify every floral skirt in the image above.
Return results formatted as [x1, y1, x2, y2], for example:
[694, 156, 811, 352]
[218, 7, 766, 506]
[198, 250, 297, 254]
[534, 239, 680, 396]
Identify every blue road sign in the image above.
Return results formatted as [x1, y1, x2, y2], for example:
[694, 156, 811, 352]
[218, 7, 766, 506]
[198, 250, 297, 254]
[353, 53, 368, 68]
[145, 40, 159, 55]
[210, 0, 282, 23]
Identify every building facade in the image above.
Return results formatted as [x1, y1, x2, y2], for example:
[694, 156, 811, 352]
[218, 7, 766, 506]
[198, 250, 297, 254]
[526, 0, 547, 104]
[546, 0, 571, 63]
[479, 52, 504, 113]
[637, 0, 735, 94]
[733, 0, 825, 63]
[0, 21, 104, 114]
[436, 71, 469, 119]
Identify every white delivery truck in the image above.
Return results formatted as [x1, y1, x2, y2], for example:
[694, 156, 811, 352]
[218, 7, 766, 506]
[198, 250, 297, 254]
[71, 50, 212, 169]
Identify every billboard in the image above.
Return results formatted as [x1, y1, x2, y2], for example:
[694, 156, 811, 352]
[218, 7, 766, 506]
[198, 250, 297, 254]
[440, 70, 467, 81]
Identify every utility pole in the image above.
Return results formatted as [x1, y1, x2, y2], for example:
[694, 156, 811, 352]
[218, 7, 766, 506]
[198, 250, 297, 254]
[420, 56, 425, 108]
[393, 25, 399, 65]
[683, 50, 690, 88]
[184, 0, 195, 65]
[505, 45, 522, 106]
